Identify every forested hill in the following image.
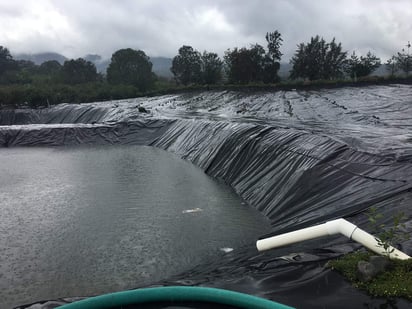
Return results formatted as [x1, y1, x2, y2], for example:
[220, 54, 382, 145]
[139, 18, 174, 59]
[14, 52, 68, 65]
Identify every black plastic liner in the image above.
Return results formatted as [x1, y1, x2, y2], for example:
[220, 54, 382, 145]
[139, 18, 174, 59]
[3, 86, 412, 308]
[0, 120, 173, 147]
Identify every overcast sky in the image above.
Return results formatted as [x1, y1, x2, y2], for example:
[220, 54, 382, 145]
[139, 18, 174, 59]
[1, 0, 411, 61]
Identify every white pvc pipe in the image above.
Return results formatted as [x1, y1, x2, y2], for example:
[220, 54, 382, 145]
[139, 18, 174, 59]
[256, 218, 410, 260]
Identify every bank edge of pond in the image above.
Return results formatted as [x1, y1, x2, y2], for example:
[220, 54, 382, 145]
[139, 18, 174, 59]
[2, 75, 412, 110]
[327, 251, 412, 300]
[146, 75, 412, 96]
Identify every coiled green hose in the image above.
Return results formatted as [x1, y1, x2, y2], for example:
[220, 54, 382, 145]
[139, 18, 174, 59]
[58, 286, 294, 309]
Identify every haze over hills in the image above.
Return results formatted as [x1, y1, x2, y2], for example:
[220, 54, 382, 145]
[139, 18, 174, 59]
[14, 52, 68, 65]
[13, 52, 174, 78]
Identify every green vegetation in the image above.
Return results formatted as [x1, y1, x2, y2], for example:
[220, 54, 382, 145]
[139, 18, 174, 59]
[345, 51, 381, 80]
[149, 75, 412, 95]
[201, 51, 223, 85]
[0, 33, 411, 109]
[290, 36, 347, 81]
[171, 46, 203, 85]
[171, 46, 223, 85]
[0, 83, 146, 108]
[61, 58, 99, 84]
[367, 207, 410, 257]
[107, 48, 154, 91]
[328, 251, 412, 300]
[329, 209, 411, 300]
[224, 30, 282, 84]
[396, 46, 412, 76]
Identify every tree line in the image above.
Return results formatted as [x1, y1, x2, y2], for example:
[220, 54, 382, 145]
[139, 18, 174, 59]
[171, 34, 411, 85]
[0, 47, 162, 107]
[0, 31, 411, 108]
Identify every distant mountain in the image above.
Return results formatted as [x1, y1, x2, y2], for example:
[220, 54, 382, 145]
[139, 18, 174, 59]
[151, 57, 173, 78]
[84, 54, 102, 63]
[14, 52, 110, 73]
[83, 54, 110, 73]
[94, 59, 110, 74]
[279, 63, 292, 78]
[14, 52, 67, 65]
[372, 64, 389, 76]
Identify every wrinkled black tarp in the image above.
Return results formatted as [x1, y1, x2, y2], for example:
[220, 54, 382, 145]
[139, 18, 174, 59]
[3, 85, 412, 308]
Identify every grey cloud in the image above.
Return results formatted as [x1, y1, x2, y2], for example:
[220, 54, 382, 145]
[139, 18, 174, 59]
[1, 0, 411, 62]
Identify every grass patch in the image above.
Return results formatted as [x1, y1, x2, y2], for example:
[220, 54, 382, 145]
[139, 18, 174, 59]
[2, 75, 412, 109]
[328, 251, 412, 300]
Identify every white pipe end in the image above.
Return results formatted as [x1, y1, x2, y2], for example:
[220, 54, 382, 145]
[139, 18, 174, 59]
[256, 218, 410, 260]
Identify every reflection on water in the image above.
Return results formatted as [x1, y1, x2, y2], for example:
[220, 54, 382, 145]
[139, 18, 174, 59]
[0, 145, 270, 308]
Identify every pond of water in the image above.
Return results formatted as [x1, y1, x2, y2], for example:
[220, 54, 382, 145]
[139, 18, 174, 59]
[0, 145, 270, 308]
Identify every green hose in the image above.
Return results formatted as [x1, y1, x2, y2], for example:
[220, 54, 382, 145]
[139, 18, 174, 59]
[58, 286, 294, 309]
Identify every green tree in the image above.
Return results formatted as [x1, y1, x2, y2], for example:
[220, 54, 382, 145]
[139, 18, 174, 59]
[201, 51, 222, 84]
[33, 60, 63, 84]
[61, 58, 98, 84]
[107, 48, 154, 91]
[224, 44, 266, 84]
[385, 56, 398, 77]
[396, 45, 412, 76]
[263, 30, 283, 83]
[248, 44, 266, 81]
[290, 36, 347, 80]
[0, 46, 18, 84]
[0, 46, 15, 73]
[324, 39, 348, 79]
[16, 60, 37, 72]
[289, 43, 306, 80]
[345, 51, 381, 79]
[225, 30, 283, 84]
[11, 60, 38, 84]
[171, 45, 202, 85]
[266, 30, 283, 63]
[39, 60, 62, 75]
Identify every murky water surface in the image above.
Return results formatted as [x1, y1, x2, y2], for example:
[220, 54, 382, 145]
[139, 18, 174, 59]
[0, 146, 270, 307]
